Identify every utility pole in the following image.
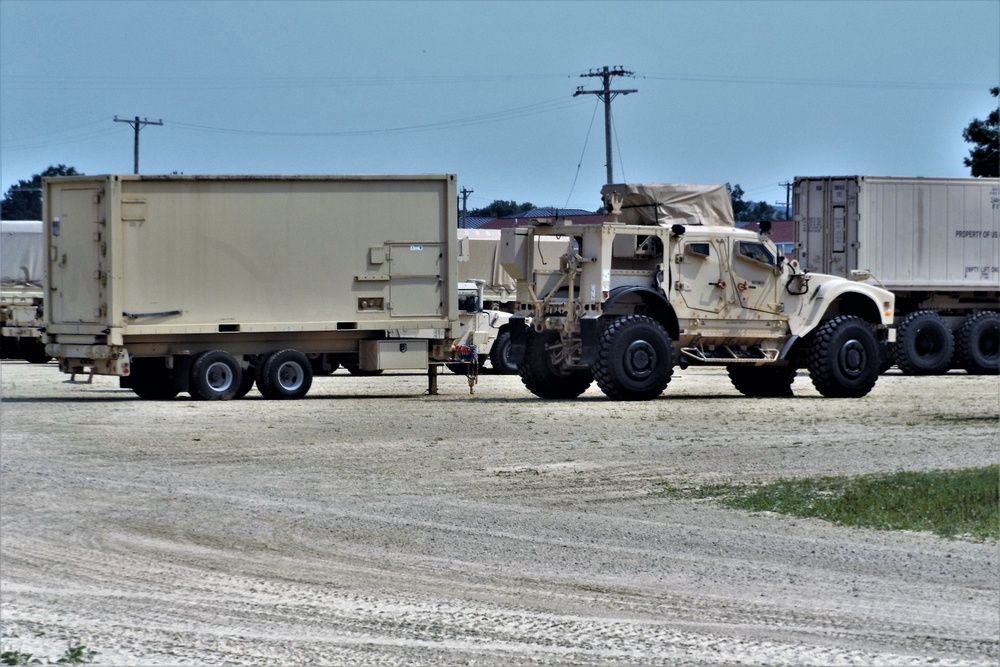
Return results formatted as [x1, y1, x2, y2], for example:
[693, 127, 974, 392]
[114, 116, 163, 174]
[459, 187, 473, 228]
[779, 181, 792, 219]
[573, 66, 637, 184]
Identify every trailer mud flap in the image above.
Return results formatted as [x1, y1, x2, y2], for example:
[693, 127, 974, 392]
[578, 313, 601, 366]
[508, 315, 526, 365]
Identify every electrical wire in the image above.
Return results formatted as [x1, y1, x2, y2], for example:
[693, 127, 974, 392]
[640, 72, 983, 91]
[564, 98, 600, 207]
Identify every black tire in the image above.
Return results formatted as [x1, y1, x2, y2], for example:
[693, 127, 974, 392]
[19, 338, 51, 364]
[592, 315, 673, 400]
[309, 354, 338, 376]
[893, 310, 954, 375]
[344, 362, 384, 377]
[954, 311, 1000, 375]
[189, 350, 242, 401]
[257, 349, 313, 399]
[807, 316, 880, 398]
[234, 365, 257, 399]
[518, 329, 592, 399]
[127, 358, 179, 400]
[0, 334, 19, 359]
[727, 365, 796, 397]
[489, 329, 519, 375]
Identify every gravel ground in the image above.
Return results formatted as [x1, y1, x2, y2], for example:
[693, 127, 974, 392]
[1, 360, 997, 666]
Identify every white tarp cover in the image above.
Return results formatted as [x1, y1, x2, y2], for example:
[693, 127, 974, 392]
[601, 183, 735, 227]
[1, 221, 45, 286]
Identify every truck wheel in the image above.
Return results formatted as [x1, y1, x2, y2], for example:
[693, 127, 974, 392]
[593, 315, 673, 401]
[893, 310, 953, 375]
[234, 365, 257, 399]
[189, 350, 242, 401]
[727, 365, 795, 397]
[344, 362, 384, 376]
[256, 350, 313, 399]
[19, 338, 52, 364]
[519, 329, 592, 399]
[489, 329, 518, 375]
[807, 316, 880, 398]
[309, 354, 338, 376]
[954, 311, 999, 375]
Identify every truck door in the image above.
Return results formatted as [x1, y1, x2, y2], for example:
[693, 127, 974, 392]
[388, 242, 444, 317]
[49, 185, 106, 325]
[728, 239, 782, 314]
[673, 237, 726, 314]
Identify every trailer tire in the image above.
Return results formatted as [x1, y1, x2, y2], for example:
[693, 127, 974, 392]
[893, 310, 953, 375]
[593, 315, 673, 400]
[309, 354, 338, 376]
[489, 329, 518, 375]
[807, 316, 880, 398]
[189, 350, 242, 401]
[519, 329, 592, 399]
[234, 365, 257, 399]
[954, 311, 1000, 375]
[19, 338, 52, 364]
[256, 350, 313, 399]
[727, 365, 796, 397]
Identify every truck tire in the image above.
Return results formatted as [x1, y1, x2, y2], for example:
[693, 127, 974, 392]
[593, 315, 673, 400]
[807, 316, 880, 398]
[257, 349, 313, 400]
[519, 329, 592, 399]
[489, 329, 518, 375]
[19, 338, 52, 364]
[893, 310, 953, 375]
[344, 362, 384, 377]
[954, 311, 999, 375]
[234, 365, 257, 399]
[189, 350, 242, 401]
[309, 354, 339, 376]
[727, 365, 796, 397]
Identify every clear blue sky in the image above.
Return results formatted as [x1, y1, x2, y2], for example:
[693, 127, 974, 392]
[2, 0, 997, 213]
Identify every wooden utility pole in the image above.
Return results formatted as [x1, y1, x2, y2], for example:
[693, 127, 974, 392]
[573, 67, 637, 184]
[114, 116, 163, 174]
[459, 187, 473, 228]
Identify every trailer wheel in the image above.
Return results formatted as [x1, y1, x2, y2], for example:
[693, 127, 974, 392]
[189, 350, 242, 401]
[955, 311, 1000, 375]
[19, 338, 52, 364]
[893, 310, 953, 375]
[519, 329, 592, 399]
[489, 329, 519, 375]
[807, 316, 880, 398]
[344, 362, 384, 376]
[309, 354, 339, 376]
[593, 315, 673, 401]
[727, 365, 796, 397]
[257, 349, 313, 399]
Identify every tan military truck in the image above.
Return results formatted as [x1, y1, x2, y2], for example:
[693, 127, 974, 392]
[43, 173, 492, 400]
[1, 220, 50, 363]
[500, 183, 896, 400]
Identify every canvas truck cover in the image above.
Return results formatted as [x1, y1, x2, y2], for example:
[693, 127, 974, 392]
[601, 183, 735, 227]
[1, 220, 44, 288]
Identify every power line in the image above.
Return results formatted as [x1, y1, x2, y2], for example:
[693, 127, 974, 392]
[113, 116, 163, 174]
[573, 66, 637, 184]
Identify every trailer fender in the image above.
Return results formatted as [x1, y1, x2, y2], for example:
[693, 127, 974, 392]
[508, 315, 527, 365]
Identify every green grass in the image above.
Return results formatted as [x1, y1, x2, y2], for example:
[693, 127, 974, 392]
[662, 466, 999, 541]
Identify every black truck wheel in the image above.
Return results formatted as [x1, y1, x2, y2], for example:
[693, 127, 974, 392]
[519, 329, 592, 399]
[489, 329, 518, 375]
[257, 349, 313, 399]
[593, 315, 673, 401]
[954, 311, 999, 375]
[727, 365, 796, 397]
[189, 350, 242, 401]
[893, 310, 954, 375]
[807, 316, 880, 398]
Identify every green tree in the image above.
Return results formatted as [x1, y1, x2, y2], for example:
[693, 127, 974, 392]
[2, 165, 81, 220]
[726, 183, 778, 222]
[468, 200, 534, 218]
[963, 87, 999, 177]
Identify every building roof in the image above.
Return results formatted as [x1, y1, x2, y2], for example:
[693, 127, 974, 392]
[457, 216, 493, 230]
[736, 219, 794, 243]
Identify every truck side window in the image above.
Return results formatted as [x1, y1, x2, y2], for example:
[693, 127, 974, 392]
[686, 242, 711, 258]
[738, 241, 774, 266]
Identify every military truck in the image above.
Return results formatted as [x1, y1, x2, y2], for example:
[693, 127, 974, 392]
[794, 176, 999, 375]
[43, 173, 493, 400]
[1, 220, 50, 363]
[500, 183, 896, 400]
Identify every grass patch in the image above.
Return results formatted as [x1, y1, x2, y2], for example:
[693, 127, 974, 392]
[663, 466, 999, 541]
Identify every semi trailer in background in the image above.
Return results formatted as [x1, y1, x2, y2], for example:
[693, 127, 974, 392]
[1, 220, 50, 363]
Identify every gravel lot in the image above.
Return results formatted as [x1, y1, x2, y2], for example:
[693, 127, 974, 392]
[1, 360, 997, 666]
